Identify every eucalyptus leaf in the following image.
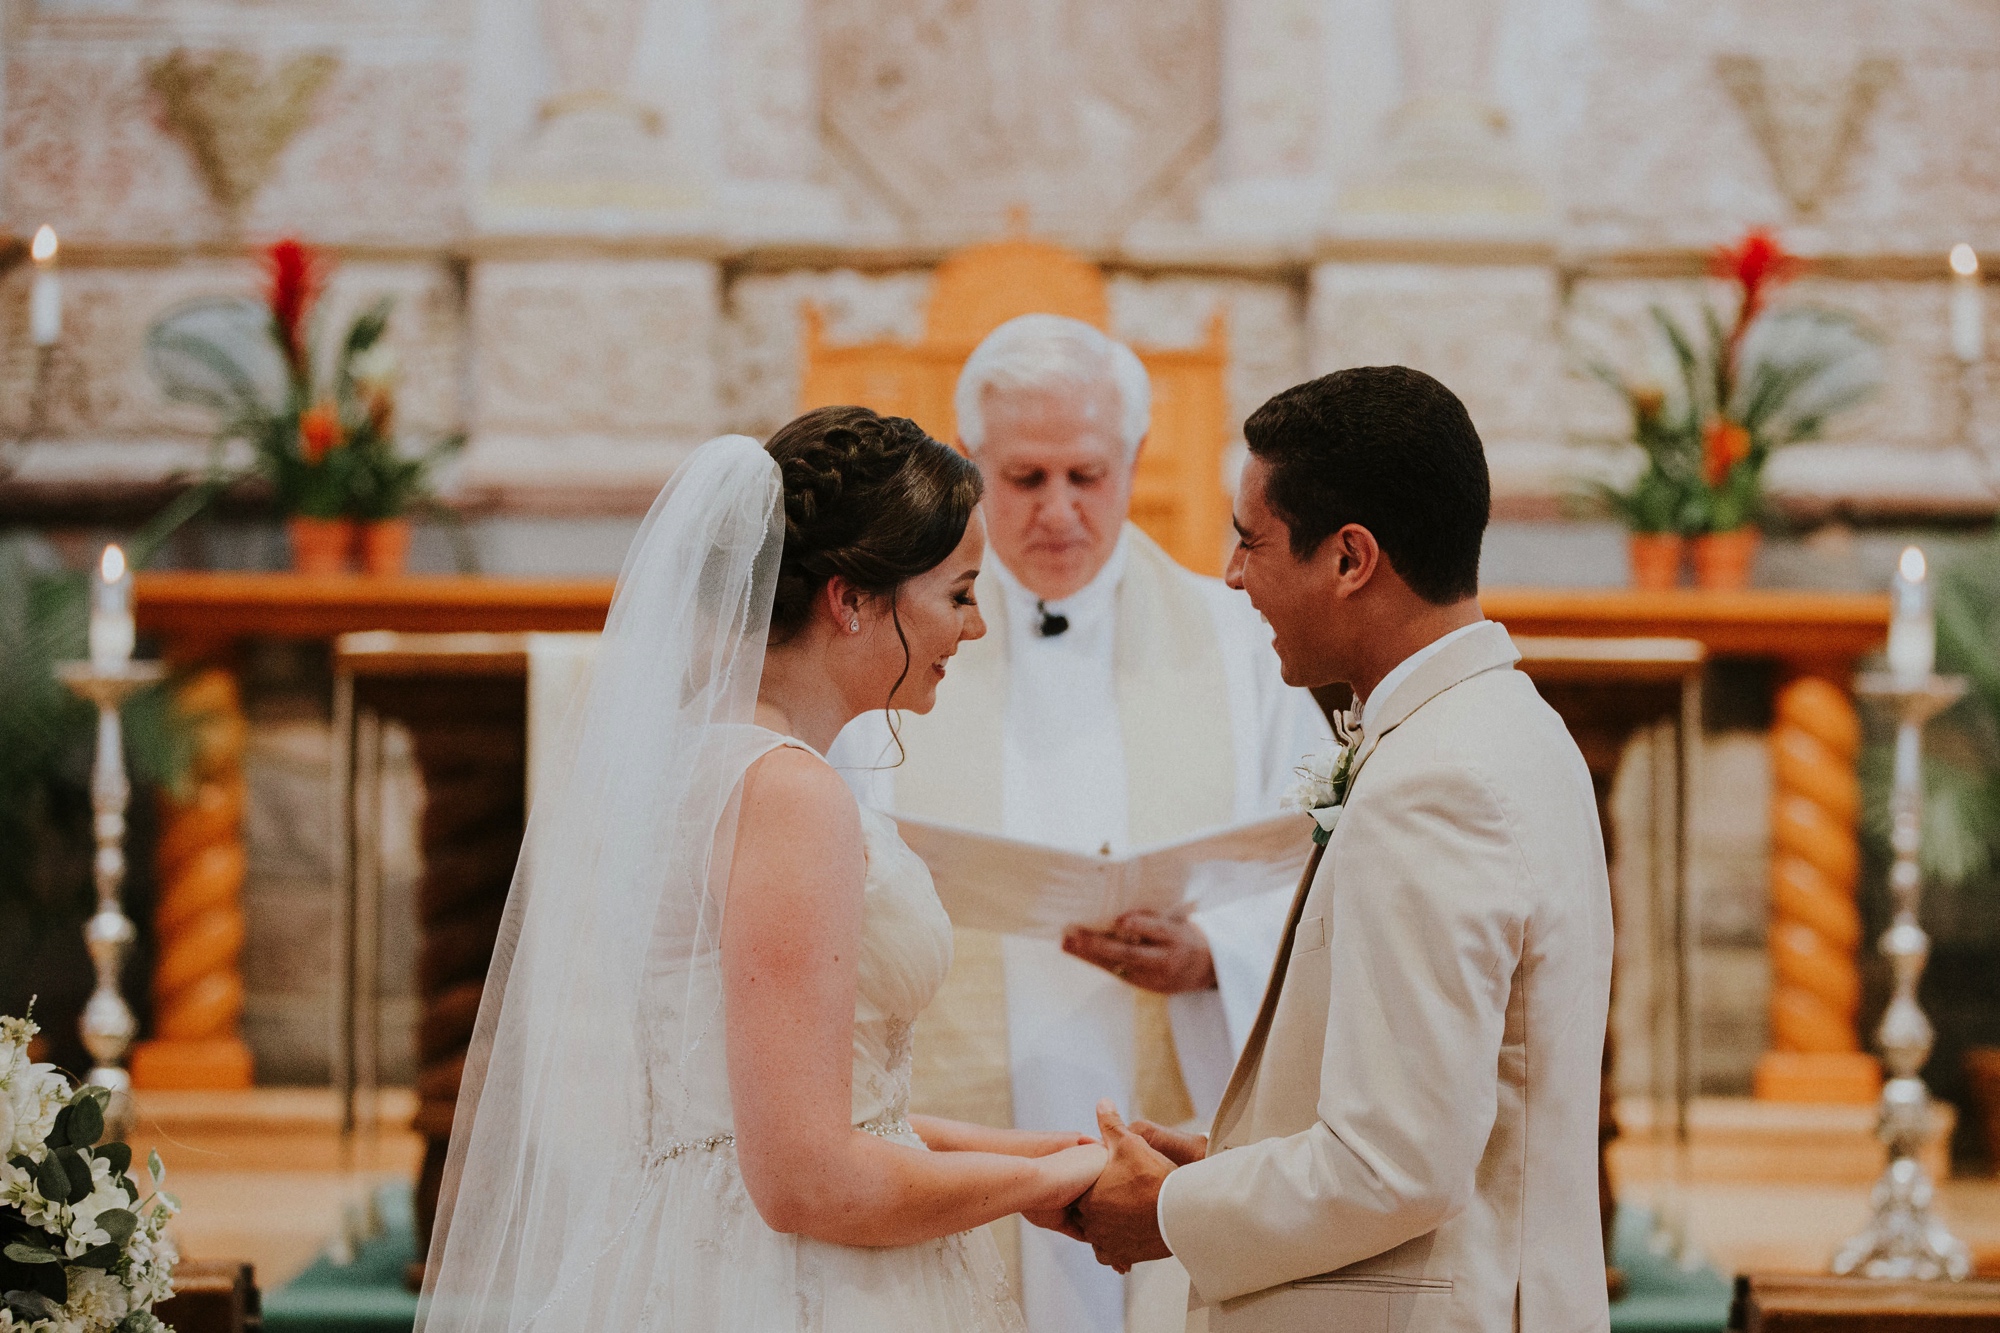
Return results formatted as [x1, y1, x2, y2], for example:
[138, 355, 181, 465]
[96, 1142, 132, 1178]
[5, 1288, 61, 1320]
[148, 1148, 164, 1186]
[34, 1154, 67, 1204]
[56, 1147, 93, 1203]
[45, 1106, 71, 1150]
[2, 1241, 59, 1265]
[67, 1093, 103, 1148]
[96, 1207, 138, 1247]
[73, 1241, 121, 1270]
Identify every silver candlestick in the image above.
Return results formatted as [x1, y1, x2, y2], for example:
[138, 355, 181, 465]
[54, 659, 166, 1143]
[1832, 671, 1972, 1282]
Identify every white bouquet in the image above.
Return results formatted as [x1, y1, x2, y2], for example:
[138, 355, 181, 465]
[0, 1013, 178, 1333]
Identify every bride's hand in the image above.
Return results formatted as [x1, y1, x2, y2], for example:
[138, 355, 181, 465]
[1009, 1129, 1099, 1158]
[1034, 1142, 1108, 1208]
[1020, 1142, 1107, 1238]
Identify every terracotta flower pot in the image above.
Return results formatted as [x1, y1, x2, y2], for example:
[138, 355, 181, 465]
[287, 516, 355, 576]
[1691, 527, 1760, 590]
[359, 518, 412, 577]
[1627, 532, 1685, 591]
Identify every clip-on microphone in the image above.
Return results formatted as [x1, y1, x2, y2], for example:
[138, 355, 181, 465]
[1036, 600, 1070, 637]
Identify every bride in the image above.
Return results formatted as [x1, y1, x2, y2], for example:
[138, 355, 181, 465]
[417, 407, 1106, 1332]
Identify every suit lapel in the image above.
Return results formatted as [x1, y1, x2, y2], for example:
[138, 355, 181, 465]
[1209, 841, 1324, 1144]
[1204, 621, 1525, 1146]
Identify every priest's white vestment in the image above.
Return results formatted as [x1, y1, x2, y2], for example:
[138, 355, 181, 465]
[830, 525, 1328, 1333]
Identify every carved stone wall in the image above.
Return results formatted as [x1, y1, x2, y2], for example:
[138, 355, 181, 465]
[4, 0, 1999, 506]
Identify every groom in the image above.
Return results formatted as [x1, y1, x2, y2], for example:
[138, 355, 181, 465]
[1066, 367, 1614, 1332]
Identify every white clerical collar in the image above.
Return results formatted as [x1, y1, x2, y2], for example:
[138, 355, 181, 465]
[991, 530, 1130, 639]
[1360, 619, 1489, 736]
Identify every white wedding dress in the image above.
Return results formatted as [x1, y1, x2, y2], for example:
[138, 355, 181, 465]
[420, 437, 1023, 1333]
[590, 735, 1023, 1331]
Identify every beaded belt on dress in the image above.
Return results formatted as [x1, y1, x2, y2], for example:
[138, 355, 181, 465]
[649, 1111, 913, 1165]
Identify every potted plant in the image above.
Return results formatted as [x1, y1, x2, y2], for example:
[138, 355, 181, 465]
[1588, 383, 1700, 590]
[145, 239, 460, 576]
[342, 341, 463, 576]
[1588, 230, 1885, 589]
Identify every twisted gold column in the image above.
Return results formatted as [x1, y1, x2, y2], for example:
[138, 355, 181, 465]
[131, 667, 254, 1089]
[1754, 676, 1881, 1103]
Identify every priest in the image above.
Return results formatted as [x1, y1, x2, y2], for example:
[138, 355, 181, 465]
[829, 314, 1328, 1333]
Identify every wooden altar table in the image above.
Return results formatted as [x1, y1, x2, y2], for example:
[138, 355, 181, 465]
[132, 576, 1891, 1115]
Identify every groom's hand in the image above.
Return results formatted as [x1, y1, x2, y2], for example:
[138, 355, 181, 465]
[1129, 1120, 1207, 1167]
[1062, 909, 1217, 994]
[1075, 1100, 1175, 1272]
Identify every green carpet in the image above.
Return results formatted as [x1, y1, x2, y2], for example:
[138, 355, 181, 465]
[261, 1189, 418, 1333]
[1609, 1206, 1735, 1333]
[257, 1190, 1732, 1333]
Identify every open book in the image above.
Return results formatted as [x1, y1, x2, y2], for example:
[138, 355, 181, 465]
[893, 811, 1313, 939]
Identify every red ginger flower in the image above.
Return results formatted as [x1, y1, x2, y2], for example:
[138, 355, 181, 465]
[300, 400, 344, 464]
[264, 238, 324, 373]
[1712, 229, 1799, 370]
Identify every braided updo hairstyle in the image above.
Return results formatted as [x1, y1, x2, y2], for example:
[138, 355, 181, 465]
[765, 407, 983, 685]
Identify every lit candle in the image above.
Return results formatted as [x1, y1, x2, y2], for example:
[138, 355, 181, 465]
[1950, 243, 1983, 365]
[1886, 545, 1935, 685]
[28, 225, 60, 348]
[89, 544, 135, 672]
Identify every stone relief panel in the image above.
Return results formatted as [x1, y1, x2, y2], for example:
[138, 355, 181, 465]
[3, 46, 467, 243]
[472, 259, 720, 442]
[719, 268, 934, 441]
[1309, 262, 1560, 446]
[1105, 275, 1307, 446]
[720, 0, 819, 183]
[818, 0, 1219, 244]
[1561, 0, 2000, 249]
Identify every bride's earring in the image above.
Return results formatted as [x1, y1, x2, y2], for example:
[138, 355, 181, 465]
[848, 618, 861, 633]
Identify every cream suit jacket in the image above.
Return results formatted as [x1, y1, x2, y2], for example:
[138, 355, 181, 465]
[1157, 622, 1613, 1333]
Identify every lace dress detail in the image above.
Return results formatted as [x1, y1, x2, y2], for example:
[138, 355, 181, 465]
[588, 744, 1022, 1332]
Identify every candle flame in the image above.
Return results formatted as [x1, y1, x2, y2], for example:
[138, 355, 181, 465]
[30, 225, 57, 264]
[1951, 244, 1979, 278]
[1898, 545, 1926, 584]
[100, 544, 126, 582]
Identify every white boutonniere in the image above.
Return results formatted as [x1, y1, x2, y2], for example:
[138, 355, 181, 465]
[1283, 708, 1362, 847]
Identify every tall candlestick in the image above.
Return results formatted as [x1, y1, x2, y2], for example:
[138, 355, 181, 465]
[89, 544, 135, 672]
[1886, 546, 1934, 685]
[1950, 244, 1983, 365]
[28, 225, 60, 348]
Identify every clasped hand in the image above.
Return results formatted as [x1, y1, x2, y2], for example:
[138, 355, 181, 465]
[1024, 1100, 1207, 1272]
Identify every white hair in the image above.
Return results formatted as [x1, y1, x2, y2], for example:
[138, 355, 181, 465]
[954, 313, 1151, 460]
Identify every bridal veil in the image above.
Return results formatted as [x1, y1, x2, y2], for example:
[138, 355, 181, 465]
[416, 435, 783, 1333]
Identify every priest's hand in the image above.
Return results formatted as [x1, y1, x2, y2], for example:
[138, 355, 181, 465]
[1075, 1100, 1176, 1273]
[1062, 908, 1217, 993]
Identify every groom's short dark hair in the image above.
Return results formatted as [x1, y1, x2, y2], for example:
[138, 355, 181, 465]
[1243, 366, 1489, 604]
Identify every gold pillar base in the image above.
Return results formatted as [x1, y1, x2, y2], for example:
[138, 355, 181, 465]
[1754, 1049, 1881, 1104]
[131, 1036, 254, 1090]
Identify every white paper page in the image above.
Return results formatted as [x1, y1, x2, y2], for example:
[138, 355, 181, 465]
[894, 812, 1311, 938]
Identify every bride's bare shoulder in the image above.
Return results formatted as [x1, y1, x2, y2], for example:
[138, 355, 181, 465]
[739, 744, 862, 843]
